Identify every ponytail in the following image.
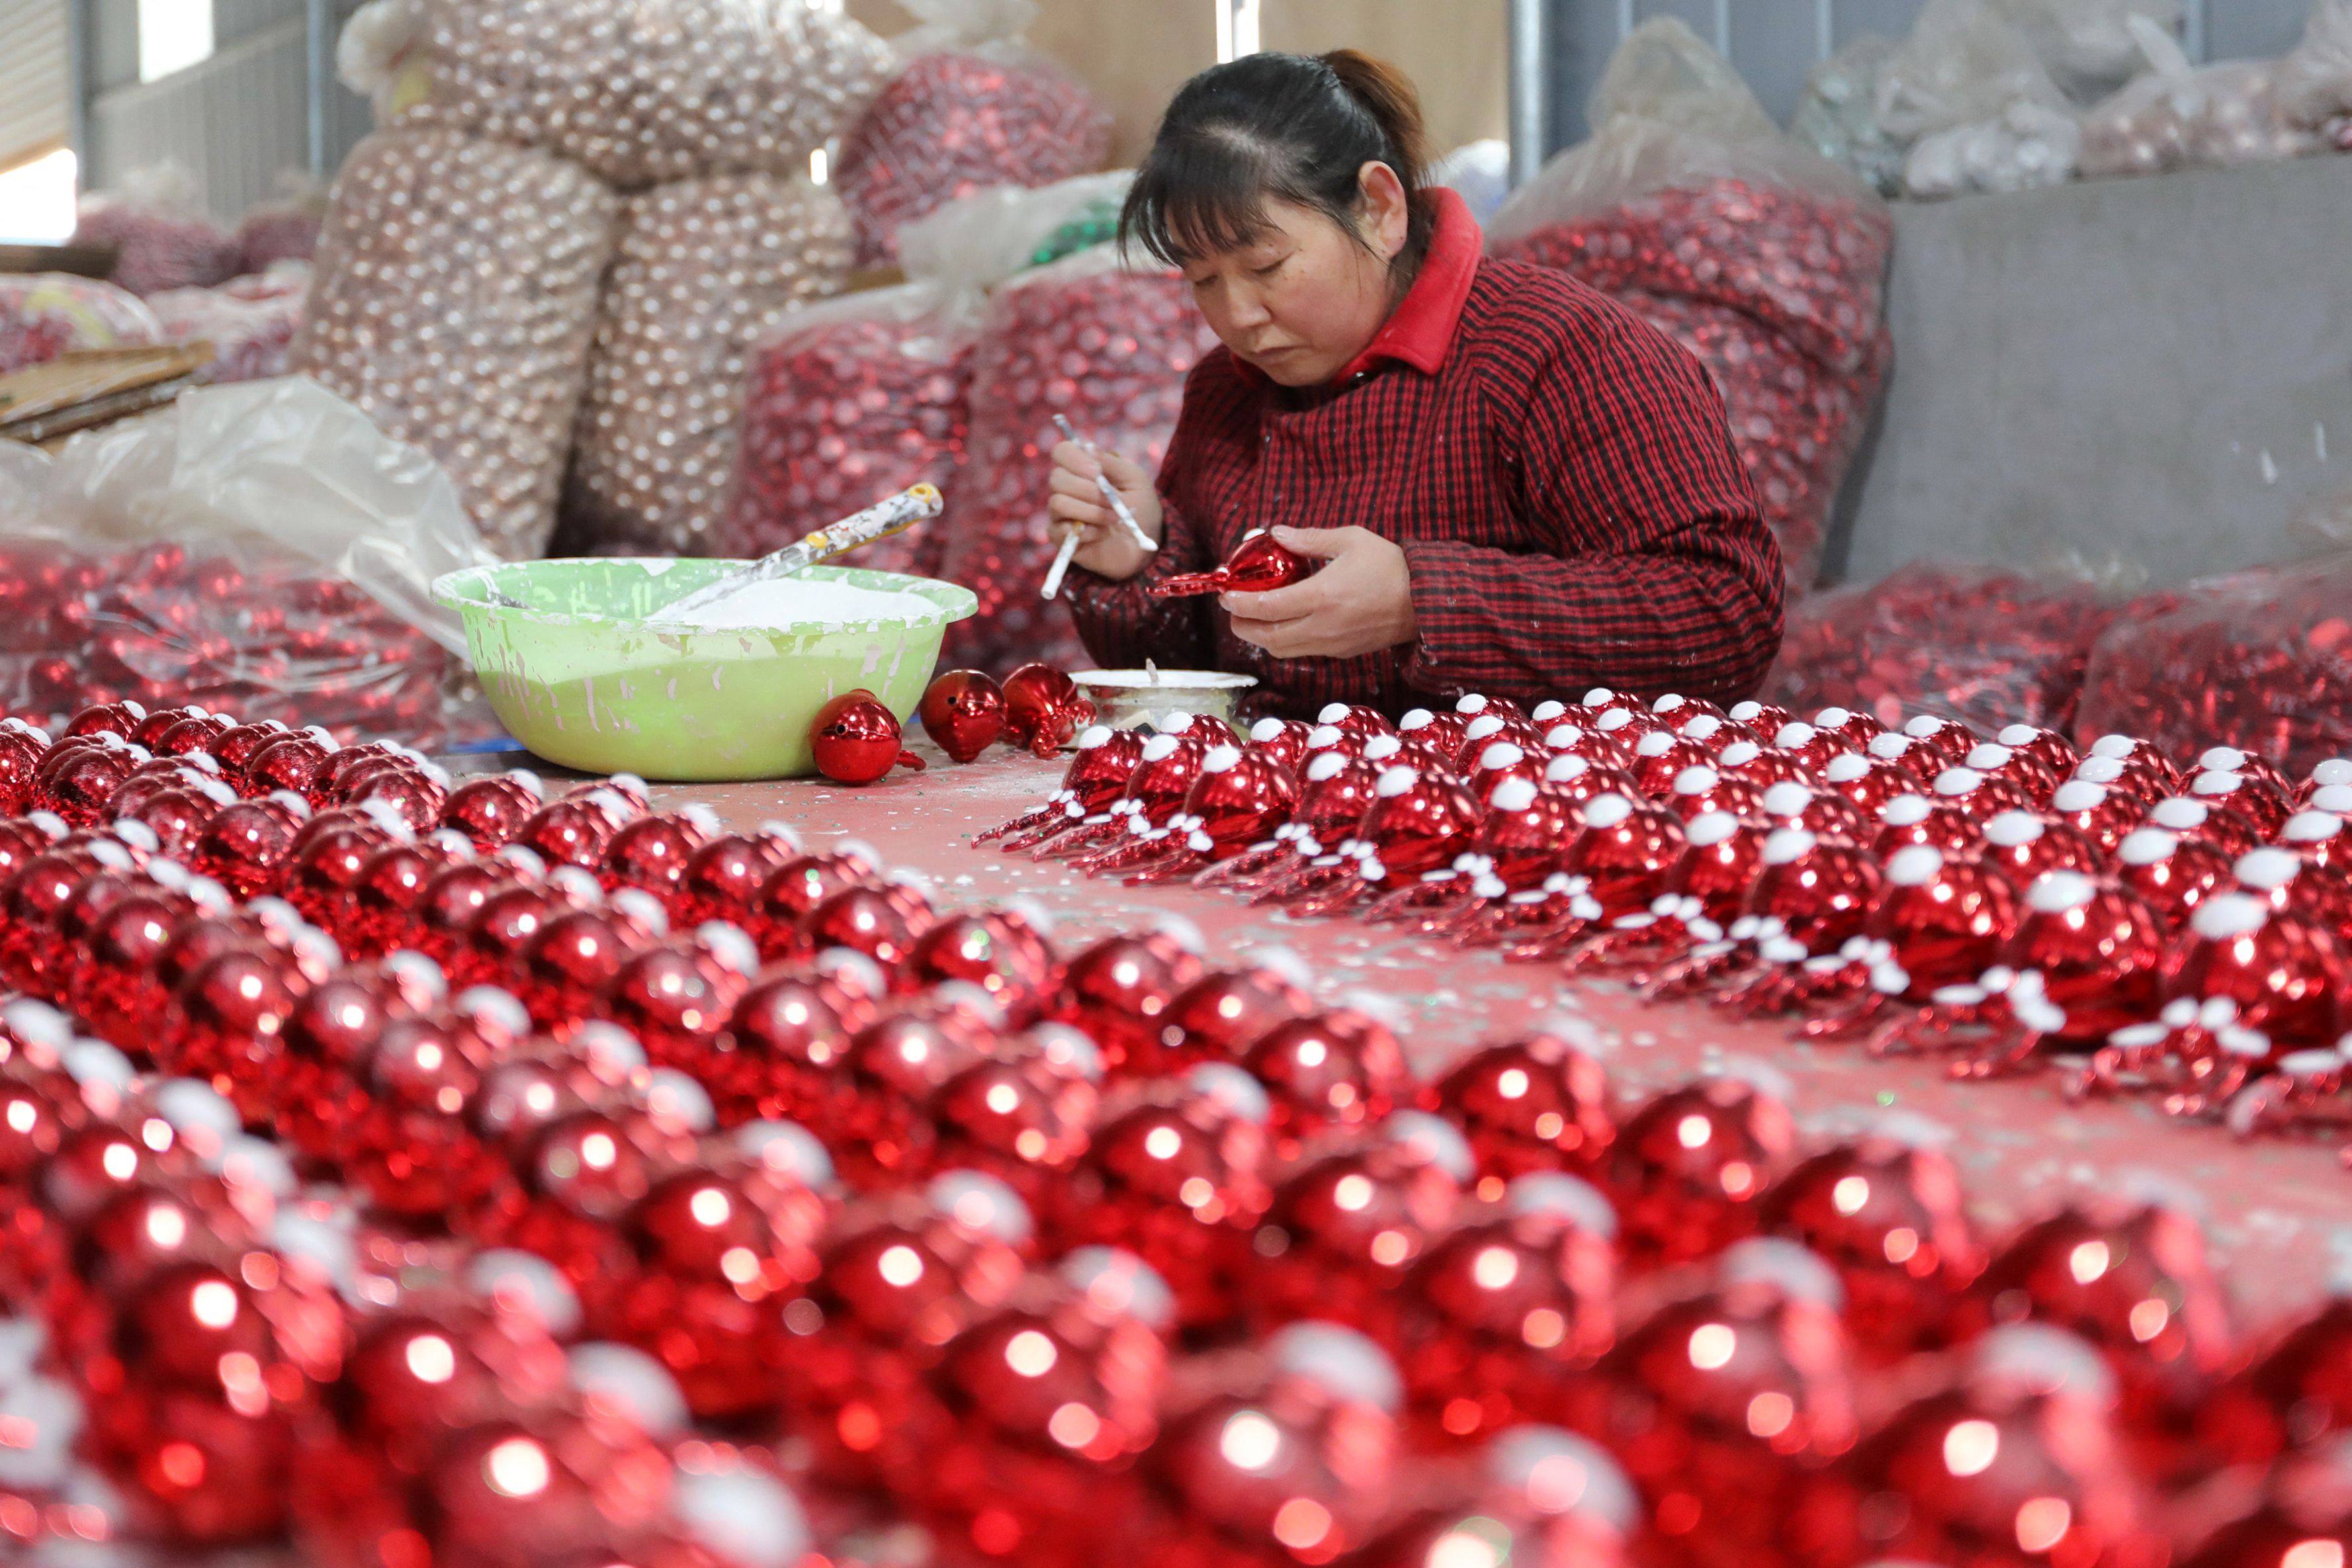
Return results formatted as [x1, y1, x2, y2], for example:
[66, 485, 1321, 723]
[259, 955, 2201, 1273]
[1123, 50, 1440, 277]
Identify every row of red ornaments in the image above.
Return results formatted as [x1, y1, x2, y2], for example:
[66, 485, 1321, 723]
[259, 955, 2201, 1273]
[1, 700, 2349, 1566]
[3, 706, 1766, 1568]
[982, 685, 2352, 1137]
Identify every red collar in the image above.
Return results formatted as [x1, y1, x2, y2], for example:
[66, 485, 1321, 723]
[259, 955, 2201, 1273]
[1331, 187, 1482, 384]
[1227, 187, 1484, 389]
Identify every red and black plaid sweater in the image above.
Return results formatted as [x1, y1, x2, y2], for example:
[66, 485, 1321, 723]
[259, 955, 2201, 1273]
[1065, 189, 1784, 720]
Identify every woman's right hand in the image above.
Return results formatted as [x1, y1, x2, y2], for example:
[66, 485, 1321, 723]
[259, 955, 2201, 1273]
[1047, 441, 1164, 583]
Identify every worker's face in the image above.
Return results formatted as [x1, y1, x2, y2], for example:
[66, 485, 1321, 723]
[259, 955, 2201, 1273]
[1179, 162, 1412, 388]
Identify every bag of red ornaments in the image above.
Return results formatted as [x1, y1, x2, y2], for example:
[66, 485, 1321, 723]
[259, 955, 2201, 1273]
[0, 378, 494, 744]
[1489, 18, 1894, 592]
[834, 0, 1115, 268]
[232, 173, 330, 272]
[713, 173, 1129, 570]
[372, 0, 893, 190]
[69, 165, 242, 298]
[1767, 558, 2131, 735]
[934, 245, 1218, 674]
[0, 273, 161, 376]
[147, 263, 312, 385]
[292, 129, 619, 559]
[560, 173, 853, 556]
[2077, 548, 2352, 777]
[716, 281, 979, 573]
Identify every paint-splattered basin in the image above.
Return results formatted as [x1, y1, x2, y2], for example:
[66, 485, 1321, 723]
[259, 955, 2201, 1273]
[433, 558, 978, 781]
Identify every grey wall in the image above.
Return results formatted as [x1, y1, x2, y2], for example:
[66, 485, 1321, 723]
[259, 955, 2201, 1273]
[1833, 152, 2352, 590]
[1544, 0, 2318, 142]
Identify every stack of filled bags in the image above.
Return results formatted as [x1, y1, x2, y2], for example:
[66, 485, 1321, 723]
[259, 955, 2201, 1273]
[1491, 20, 1895, 597]
[294, 0, 893, 559]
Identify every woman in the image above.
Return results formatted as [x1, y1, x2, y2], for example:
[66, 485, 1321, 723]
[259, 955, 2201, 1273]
[1050, 50, 1785, 717]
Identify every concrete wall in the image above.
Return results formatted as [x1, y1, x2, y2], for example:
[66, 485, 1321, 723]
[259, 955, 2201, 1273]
[1831, 152, 2352, 589]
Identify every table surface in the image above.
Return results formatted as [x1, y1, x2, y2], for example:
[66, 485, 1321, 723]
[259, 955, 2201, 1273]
[648, 742, 2352, 1334]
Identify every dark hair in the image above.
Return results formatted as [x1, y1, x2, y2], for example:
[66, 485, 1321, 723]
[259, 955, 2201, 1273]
[1121, 50, 1436, 277]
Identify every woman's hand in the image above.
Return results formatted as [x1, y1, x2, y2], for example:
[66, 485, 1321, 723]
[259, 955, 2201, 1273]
[1047, 441, 1165, 583]
[1223, 525, 1418, 660]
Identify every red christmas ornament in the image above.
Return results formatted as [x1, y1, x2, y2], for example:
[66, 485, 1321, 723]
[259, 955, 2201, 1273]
[440, 772, 545, 849]
[1977, 810, 2101, 885]
[2115, 826, 2232, 930]
[1045, 925, 1206, 1074]
[1999, 872, 2169, 1049]
[1385, 1174, 1620, 1442]
[1244, 1007, 1411, 1150]
[1250, 1115, 1472, 1335]
[1607, 1074, 1798, 1266]
[811, 690, 924, 785]
[1149, 528, 1313, 599]
[1421, 1029, 1616, 1195]
[2199, 1296, 2352, 1463]
[920, 670, 1009, 763]
[1962, 1198, 2236, 1475]
[1001, 664, 1096, 759]
[1794, 1325, 2157, 1568]
[1745, 828, 1885, 955]
[1759, 1133, 1985, 1362]
[1147, 957, 1315, 1074]
[902, 906, 1061, 1026]
[1589, 1241, 1858, 1566]
[1051, 1080, 1272, 1333]
[597, 810, 716, 898]
[668, 827, 795, 928]
[2147, 795, 2264, 859]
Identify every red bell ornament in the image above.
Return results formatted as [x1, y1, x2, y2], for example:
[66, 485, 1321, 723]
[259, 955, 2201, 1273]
[1336, 766, 1484, 900]
[921, 669, 1010, 763]
[1978, 810, 2101, 885]
[1962, 740, 2065, 803]
[2283, 808, 2352, 879]
[1247, 715, 1317, 776]
[1606, 1072, 1798, 1266]
[1817, 752, 1915, 819]
[1931, 765, 2038, 822]
[1630, 729, 1712, 799]
[1870, 793, 1980, 861]
[1000, 663, 1097, 758]
[810, 690, 924, 785]
[1759, 1131, 1985, 1362]
[1962, 1198, 2236, 1476]
[2234, 844, 2352, 936]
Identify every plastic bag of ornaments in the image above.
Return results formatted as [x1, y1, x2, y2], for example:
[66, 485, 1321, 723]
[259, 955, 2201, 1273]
[1766, 558, 2140, 735]
[2279, 0, 2352, 142]
[1875, 0, 2085, 196]
[834, 0, 1115, 268]
[934, 244, 1218, 675]
[0, 378, 496, 743]
[1489, 19, 1893, 379]
[1488, 20, 1893, 589]
[0, 273, 161, 375]
[292, 129, 619, 560]
[68, 164, 243, 297]
[232, 171, 331, 272]
[557, 174, 852, 558]
[712, 173, 1126, 572]
[1614, 287, 1891, 591]
[1991, 0, 2187, 103]
[146, 263, 312, 385]
[716, 281, 979, 574]
[343, 0, 894, 190]
[2077, 524, 2352, 777]
[1791, 35, 1911, 197]
[2080, 19, 2329, 179]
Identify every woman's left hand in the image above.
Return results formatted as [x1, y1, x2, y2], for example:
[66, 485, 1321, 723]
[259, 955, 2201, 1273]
[1222, 525, 1419, 660]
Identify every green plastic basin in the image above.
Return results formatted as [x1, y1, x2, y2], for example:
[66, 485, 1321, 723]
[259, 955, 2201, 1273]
[433, 558, 979, 781]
